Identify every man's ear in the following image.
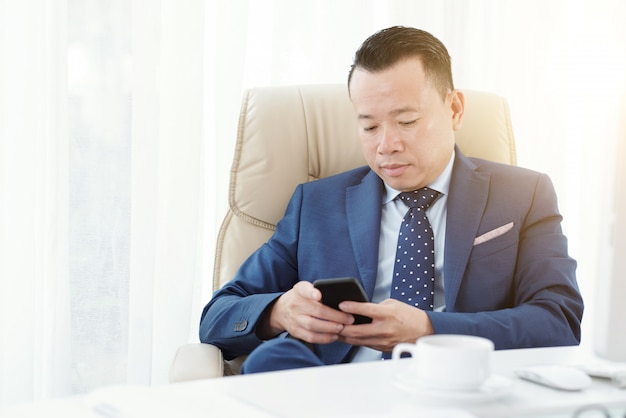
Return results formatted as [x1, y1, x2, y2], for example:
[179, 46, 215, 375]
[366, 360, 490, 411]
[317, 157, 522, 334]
[450, 90, 465, 131]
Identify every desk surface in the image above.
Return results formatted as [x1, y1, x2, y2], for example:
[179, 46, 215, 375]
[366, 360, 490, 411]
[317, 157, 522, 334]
[3, 346, 626, 418]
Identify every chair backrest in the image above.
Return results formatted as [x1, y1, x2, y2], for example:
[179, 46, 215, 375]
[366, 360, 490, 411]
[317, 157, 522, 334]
[213, 84, 516, 291]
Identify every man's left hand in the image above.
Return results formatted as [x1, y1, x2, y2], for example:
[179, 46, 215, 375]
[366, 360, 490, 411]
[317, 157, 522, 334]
[336, 299, 434, 353]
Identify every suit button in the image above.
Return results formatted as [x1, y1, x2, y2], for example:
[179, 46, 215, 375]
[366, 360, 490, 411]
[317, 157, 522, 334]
[233, 320, 248, 332]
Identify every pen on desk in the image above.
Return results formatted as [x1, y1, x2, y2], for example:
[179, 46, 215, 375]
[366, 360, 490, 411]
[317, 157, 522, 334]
[92, 402, 124, 418]
[612, 371, 626, 389]
[577, 364, 626, 389]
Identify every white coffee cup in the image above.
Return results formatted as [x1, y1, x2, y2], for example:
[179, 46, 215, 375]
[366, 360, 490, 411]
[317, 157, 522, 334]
[391, 334, 494, 391]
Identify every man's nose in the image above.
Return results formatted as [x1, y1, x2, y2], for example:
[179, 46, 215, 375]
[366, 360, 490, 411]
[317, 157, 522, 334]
[377, 126, 402, 154]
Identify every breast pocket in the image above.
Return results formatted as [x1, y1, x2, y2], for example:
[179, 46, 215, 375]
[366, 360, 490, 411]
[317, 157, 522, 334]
[469, 222, 518, 263]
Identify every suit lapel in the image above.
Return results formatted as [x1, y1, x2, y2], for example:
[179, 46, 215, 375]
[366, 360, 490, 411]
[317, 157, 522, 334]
[444, 150, 491, 310]
[345, 171, 383, 299]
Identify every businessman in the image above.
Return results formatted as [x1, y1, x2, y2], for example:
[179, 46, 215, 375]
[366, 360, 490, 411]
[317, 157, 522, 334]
[199, 26, 583, 373]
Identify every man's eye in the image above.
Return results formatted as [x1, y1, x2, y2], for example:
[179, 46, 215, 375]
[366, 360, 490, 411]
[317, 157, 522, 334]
[400, 120, 417, 126]
[363, 126, 377, 132]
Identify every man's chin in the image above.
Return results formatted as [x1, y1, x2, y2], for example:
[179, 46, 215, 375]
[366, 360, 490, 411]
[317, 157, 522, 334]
[376, 168, 426, 191]
[383, 178, 423, 192]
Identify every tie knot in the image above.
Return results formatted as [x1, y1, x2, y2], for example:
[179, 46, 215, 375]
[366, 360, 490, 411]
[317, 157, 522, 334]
[398, 187, 440, 209]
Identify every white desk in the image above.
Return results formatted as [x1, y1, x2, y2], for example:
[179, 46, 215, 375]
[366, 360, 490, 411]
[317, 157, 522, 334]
[3, 346, 626, 418]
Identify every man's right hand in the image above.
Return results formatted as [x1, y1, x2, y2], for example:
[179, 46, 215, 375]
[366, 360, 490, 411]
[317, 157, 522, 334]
[256, 281, 355, 344]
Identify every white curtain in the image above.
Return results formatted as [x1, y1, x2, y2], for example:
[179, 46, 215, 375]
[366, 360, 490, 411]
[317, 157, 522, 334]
[1, 0, 210, 406]
[1, 0, 625, 407]
[0, 0, 71, 405]
[127, 0, 209, 387]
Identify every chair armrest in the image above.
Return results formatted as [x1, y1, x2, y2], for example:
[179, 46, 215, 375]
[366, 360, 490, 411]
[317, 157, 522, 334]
[169, 343, 224, 383]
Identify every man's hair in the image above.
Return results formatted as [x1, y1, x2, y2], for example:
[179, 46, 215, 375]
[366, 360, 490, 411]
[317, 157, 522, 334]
[348, 26, 454, 99]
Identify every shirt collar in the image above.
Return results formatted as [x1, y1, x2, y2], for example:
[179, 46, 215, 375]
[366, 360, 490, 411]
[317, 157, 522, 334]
[382, 149, 455, 205]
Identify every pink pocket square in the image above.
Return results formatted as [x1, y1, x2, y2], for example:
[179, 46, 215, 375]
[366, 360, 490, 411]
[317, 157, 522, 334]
[473, 222, 514, 246]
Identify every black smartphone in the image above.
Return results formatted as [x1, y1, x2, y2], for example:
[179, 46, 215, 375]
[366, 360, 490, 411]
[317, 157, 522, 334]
[313, 277, 372, 324]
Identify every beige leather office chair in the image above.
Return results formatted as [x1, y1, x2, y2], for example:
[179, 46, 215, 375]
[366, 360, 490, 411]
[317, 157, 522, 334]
[169, 84, 517, 382]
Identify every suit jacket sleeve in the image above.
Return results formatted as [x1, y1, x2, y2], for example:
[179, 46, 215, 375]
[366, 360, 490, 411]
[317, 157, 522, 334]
[198, 186, 304, 359]
[198, 167, 379, 362]
[200, 167, 382, 364]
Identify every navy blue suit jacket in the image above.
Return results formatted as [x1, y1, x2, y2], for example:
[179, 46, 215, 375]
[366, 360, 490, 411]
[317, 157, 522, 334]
[199, 148, 583, 363]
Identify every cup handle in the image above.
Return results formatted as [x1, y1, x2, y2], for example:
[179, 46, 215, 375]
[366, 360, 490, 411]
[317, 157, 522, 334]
[391, 343, 417, 360]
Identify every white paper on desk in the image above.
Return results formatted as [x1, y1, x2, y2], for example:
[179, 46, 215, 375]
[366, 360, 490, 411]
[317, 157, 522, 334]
[83, 385, 273, 418]
[249, 405, 479, 418]
[390, 404, 479, 418]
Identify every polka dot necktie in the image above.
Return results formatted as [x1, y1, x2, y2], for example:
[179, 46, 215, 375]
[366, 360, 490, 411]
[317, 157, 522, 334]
[390, 187, 440, 309]
[382, 188, 440, 359]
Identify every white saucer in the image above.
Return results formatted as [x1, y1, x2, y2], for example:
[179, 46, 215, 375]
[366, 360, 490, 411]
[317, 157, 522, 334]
[393, 373, 514, 404]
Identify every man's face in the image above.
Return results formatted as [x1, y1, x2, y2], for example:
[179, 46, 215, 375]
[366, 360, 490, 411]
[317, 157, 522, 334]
[349, 58, 463, 192]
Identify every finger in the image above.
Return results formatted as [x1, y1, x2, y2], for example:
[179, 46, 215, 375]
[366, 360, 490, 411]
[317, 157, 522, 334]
[290, 315, 344, 344]
[307, 301, 355, 326]
[293, 281, 322, 302]
[300, 314, 345, 334]
[338, 301, 378, 319]
[293, 329, 339, 345]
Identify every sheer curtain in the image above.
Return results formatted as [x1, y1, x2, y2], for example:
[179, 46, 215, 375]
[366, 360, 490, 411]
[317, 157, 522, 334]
[1, 0, 209, 407]
[0, 0, 71, 405]
[1, 0, 625, 408]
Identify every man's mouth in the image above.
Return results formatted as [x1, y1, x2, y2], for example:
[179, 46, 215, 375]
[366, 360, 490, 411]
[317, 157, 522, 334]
[380, 163, 408, 177]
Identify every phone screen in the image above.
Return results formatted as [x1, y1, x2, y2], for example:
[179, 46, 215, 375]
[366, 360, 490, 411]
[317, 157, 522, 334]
[313, 277, 372, 324]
